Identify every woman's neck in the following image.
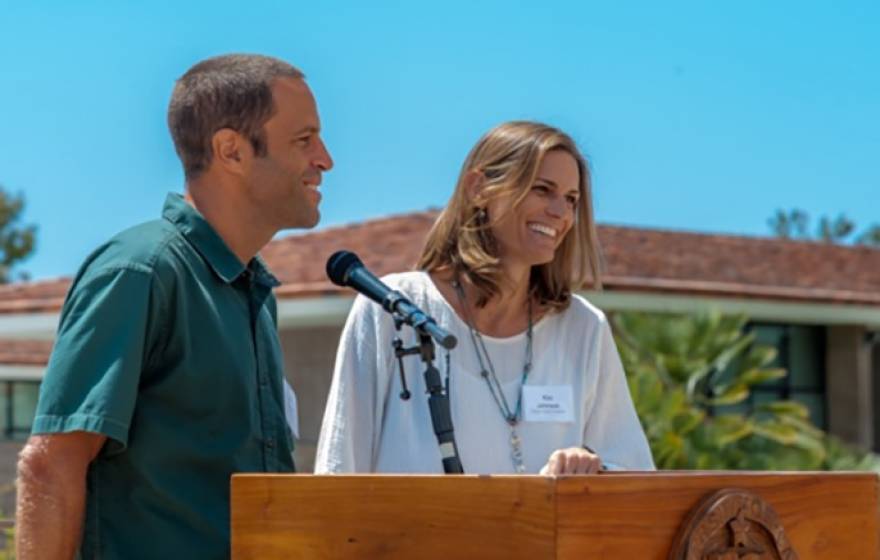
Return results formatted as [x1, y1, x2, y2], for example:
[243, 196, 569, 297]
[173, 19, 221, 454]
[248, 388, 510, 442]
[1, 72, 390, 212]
[434, 265, 534, 338]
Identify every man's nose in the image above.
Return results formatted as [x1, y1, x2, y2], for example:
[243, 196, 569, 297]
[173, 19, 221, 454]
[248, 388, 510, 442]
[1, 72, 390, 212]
[314, 138, 333, 171]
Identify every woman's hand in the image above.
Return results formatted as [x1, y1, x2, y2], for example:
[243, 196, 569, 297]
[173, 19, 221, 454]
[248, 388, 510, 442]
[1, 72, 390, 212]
[539, 447, 603, 475]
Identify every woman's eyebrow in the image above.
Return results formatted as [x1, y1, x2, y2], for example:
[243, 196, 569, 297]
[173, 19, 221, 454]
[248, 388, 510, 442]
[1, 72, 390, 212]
[535, 177, 558, 187]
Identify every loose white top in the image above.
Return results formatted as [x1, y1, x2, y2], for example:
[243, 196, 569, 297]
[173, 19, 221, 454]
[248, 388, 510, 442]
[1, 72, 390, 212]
[315, 271, 655, 474]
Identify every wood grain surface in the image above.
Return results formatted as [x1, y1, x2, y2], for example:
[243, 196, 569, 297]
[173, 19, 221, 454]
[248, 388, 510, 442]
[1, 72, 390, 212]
[231, 472, 878, 559]
[556, 472, 878, 559]
[232, 474, 555, 559]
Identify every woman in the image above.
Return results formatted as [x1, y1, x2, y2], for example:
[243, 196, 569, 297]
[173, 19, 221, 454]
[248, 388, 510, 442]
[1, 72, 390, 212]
[315, 121, 654, 474]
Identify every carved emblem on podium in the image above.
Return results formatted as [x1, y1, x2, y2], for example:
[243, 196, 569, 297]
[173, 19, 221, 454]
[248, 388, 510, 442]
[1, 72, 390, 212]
[669, 488, 798, 560]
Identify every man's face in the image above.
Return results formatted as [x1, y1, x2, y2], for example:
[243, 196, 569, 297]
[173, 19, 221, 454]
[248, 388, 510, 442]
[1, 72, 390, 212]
[247, 77, 333, 229]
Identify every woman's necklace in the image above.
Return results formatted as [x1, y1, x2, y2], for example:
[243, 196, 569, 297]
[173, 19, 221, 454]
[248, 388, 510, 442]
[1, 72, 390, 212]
[452, 279, 533, 473]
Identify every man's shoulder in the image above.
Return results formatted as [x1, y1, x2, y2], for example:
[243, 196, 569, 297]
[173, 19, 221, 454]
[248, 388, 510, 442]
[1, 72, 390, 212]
[77, 219, 182, 281]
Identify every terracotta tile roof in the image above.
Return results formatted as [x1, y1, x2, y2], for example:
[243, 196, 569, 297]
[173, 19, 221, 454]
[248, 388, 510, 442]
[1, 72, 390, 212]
[266, 211, 440, 298]
[599, 226, 880, 305]
[0, 277, 70, 314]
[2, 211, 880, 316]
[267, 212, 880, 306]
[4, 212, 880, 367]
[0, 340, 53, 366]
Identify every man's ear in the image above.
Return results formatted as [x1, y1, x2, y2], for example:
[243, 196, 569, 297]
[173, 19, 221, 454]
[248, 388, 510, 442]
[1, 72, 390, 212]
[210, 128, 251, 176]
[463, 169, 485, 204]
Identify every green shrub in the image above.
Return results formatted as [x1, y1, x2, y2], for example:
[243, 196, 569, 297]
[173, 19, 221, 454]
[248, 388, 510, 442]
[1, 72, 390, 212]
[0, 521, 12, 560]
[612, 310, 880, 471]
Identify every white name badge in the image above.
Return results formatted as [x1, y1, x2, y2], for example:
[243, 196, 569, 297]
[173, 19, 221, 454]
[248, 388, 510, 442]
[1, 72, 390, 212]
[523, 385, 575, 423]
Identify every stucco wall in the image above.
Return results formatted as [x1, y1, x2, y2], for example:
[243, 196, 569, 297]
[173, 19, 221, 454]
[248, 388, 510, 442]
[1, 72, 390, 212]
[826, 325, 874, 449]
[873, 335, 880, 451]
[279, 325, 344, 472]
[0, 441, 23, 516]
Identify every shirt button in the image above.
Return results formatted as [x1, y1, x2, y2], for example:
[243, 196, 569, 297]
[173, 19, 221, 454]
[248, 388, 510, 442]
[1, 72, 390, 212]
[265, 438, 275, 449]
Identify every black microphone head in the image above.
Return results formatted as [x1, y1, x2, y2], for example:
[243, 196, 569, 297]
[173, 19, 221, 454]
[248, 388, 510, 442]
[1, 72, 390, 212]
[326, 250, 363, 286]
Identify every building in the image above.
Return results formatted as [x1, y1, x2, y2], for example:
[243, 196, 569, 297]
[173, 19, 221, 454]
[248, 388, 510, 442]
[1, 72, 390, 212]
[0, 211, 878, 494]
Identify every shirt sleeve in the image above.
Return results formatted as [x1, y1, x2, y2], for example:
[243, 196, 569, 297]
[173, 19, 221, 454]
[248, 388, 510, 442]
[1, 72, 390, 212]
[32, 265, 161, 453]
[314, 294, 393, 473]
[583, 317, 656, 470]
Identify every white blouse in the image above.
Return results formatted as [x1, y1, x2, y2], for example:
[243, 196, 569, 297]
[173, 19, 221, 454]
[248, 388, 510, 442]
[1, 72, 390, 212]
[315, 271, 655, 474]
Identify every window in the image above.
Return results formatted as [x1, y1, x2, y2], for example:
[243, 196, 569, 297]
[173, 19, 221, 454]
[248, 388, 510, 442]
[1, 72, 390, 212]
[0, 380, 40, 440]
[746, 323, 827, 429]
[872, 334, 880, 451]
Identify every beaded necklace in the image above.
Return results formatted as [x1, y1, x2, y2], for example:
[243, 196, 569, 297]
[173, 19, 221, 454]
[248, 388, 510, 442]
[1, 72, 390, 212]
[452, 279, 533, 473]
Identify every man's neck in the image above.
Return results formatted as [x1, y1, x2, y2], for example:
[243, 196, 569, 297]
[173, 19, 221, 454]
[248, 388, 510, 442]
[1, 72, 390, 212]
[184, 180, 276, 267]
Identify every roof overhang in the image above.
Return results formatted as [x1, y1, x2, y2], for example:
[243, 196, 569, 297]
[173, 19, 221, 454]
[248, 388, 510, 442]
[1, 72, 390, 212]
[3, 290, 879, 379]
[0, 313, 59, 340]
[588, 290, 880, 327]
[1, 290, 878, 345]
[0, 364, 45, 381]
[276, 289, 880, 330]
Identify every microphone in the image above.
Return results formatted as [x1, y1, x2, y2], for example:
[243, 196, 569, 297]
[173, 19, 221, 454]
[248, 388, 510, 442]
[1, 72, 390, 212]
[326, 251, 457, 350]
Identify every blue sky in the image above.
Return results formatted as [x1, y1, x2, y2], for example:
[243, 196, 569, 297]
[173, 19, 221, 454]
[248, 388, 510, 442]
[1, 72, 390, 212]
[1, 1, 878, 280]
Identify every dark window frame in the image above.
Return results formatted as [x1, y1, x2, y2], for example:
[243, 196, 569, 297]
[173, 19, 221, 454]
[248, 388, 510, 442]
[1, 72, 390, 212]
[1, 379, 41, 440]
[745, 321, 827, 430]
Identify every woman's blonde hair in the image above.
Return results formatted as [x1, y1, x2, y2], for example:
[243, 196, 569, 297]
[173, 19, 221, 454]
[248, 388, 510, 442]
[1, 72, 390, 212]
[417, 121, 602, 310]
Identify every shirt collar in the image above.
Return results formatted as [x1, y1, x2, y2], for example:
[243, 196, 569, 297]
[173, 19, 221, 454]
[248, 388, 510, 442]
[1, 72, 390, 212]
[162, 193, 279, 288]
[249, 255, 281, 289]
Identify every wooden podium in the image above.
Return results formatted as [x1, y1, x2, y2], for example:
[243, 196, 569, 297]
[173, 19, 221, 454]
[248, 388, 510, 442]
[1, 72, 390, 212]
[231, 472, 878, 559]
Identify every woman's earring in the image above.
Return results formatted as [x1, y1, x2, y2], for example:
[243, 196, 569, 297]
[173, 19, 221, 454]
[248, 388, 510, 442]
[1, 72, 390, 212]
[476, 207, 487, 221]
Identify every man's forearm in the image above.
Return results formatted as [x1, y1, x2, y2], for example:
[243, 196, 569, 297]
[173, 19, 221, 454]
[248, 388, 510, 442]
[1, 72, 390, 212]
[16, 449, 88, 559]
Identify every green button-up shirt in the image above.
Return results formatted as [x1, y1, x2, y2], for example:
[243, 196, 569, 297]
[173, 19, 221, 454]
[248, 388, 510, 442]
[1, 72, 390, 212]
[33, 193, 295, 559]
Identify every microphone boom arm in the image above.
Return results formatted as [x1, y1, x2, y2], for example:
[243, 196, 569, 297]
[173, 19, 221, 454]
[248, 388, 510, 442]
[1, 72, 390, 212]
[383, 291, 457, 350]
[326, 250, 464, 474]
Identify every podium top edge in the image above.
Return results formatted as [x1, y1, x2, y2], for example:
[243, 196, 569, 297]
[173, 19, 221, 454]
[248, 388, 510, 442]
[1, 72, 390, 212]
[230, 471, 879, 480]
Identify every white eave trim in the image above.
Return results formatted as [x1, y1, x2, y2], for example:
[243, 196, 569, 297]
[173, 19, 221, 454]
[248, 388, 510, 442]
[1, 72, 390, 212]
[276, 296, 355, 329]
[584, 290, 880, 327]
[0, 364, 45, 381]
[0, 313, 58, 340]
[278, 291, 880, 329]
[0, 291, 878, 340]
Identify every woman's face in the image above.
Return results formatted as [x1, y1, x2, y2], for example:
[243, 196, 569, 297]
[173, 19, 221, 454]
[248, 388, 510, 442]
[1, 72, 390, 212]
[486, 149, 580, 271]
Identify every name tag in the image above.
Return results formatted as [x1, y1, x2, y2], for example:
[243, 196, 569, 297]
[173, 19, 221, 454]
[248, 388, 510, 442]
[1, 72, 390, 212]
[523, 385, 574, 423]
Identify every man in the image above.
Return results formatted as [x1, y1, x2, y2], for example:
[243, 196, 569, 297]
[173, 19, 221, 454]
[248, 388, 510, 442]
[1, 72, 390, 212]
[15, 53, 333, 559]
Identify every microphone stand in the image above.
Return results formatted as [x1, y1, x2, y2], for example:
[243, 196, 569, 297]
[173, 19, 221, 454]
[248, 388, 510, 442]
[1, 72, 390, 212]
[392, 318, 464, 474]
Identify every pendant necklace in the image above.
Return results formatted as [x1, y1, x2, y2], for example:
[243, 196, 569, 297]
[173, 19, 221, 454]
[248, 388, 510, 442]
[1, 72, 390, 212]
[452, 279, 533, 473]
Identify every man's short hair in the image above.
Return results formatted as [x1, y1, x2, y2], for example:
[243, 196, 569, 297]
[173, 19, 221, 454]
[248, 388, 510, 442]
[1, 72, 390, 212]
[167, 54, 304, 180]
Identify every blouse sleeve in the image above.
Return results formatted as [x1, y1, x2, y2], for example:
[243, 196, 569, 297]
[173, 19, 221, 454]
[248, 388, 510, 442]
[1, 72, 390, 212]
[583, 317, 656, 470]
[314, 294, 394, 473]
